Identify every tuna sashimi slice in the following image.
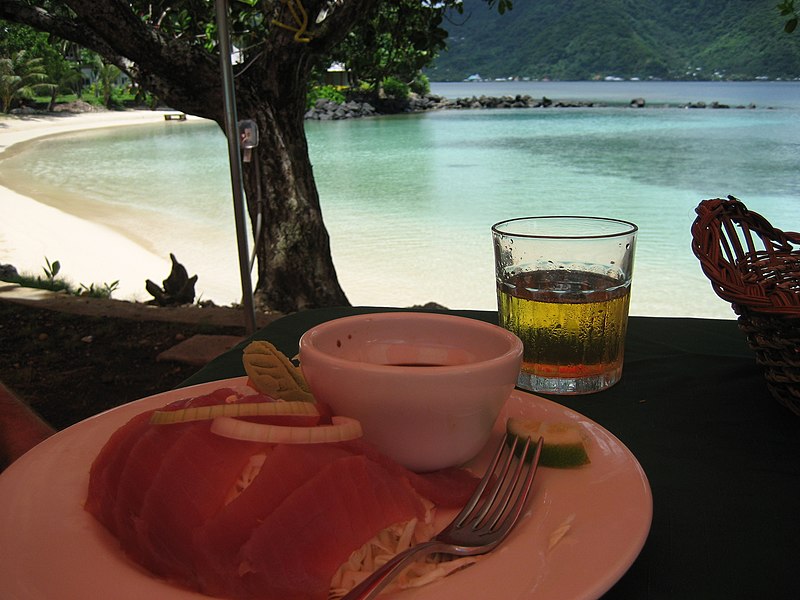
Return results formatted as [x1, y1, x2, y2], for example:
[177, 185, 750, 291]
[194, 443, 353, 595]
[84, 410, 153, 527]
[87, 391, 243, 533]
[341, 439, 481, 507]
[161, 387, 271, 410]
[133, 423, 265, 581]
[109, 421, 195, 551]
[236, 454, 425, 600]
[405, 467, 483, 507]
[84, 389, 482, 600]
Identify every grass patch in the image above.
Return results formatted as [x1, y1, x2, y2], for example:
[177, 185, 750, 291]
[2, 257, 120, 299]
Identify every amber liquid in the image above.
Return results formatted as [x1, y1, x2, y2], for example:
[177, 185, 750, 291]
[498, 270, 630, 383]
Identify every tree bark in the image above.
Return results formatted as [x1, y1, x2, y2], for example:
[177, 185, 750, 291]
[237, 56, 350, 312]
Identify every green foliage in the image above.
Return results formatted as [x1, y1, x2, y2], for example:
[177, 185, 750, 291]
[77, 280, 120, 299]
[381, 76, 410, 100]
[7, 257, 73, 293]
[7, 257, 119, 299]
[0, 21, 46, 55]
[29, 90, 137, 109]
[0, 49, 50, 112]
[307, 84, 346, 108]
[42, 257, 61, 283]
[10, 272, 72, 293]
[429, 0, 800, 81]
[778, 0, 799, 33]
[410, 72, 431, 95]
[328, 0, 450, 91]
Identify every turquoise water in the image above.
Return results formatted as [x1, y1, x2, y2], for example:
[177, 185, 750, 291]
[2, 81, 799, 316]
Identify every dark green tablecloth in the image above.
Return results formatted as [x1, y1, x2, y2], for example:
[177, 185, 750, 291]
[182, 307, 800, 600]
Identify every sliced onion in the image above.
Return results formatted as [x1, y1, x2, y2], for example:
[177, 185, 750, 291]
[150, 401, 319, 425]
[210, 415, 363, 444]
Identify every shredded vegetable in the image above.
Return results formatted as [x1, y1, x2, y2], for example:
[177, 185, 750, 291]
[211, 415, 362, 444]
[150, 401, 319, 425]
[328, 501, 478, 599]
[225, 453, 268, 504]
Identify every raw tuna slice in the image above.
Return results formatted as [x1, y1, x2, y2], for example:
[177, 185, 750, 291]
[236, 454, 426, 600]
[341, 439, 480, 507]
[87, 387, 250, 528]
[161, 387, 264, 410]
[85, 389, 483, 600]
[110, 421, 195, 551]
[405, 467, 484, 507]
[84, 410, 153, 527]
[133, 422, 265, 581]
[194, 443, 354, 595]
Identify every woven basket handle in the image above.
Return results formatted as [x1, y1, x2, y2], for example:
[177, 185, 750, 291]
[691, 196, 800, 315]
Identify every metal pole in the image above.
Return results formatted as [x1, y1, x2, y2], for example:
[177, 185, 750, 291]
[215, 0, 257, 334]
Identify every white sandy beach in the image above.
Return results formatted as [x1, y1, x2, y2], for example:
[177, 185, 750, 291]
[0, 110, 216, 303]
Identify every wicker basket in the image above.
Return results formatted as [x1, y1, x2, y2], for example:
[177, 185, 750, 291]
[691, 196, 800, 415]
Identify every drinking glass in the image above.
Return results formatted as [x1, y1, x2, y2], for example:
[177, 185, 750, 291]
[491, 216, 638, 395]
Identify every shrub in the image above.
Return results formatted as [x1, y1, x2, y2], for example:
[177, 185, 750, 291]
[381, 77, 409, 101]
[78, 280, 119, 299]
[307, 84, 346, 108]
[410, 73, 430, 96]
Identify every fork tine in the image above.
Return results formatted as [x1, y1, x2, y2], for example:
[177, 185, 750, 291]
[339, 433, 543, 600]
[469, 434, 520, 528]
[452, 431, 514, 528]
[488, 435, 543, 538]
[482, 435, 533, 530]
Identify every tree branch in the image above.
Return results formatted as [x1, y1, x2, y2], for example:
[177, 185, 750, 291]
[0, 1, 124, 67]
[305, 0, 381, 54]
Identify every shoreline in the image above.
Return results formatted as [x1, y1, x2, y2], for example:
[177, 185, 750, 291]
[0, 109, 218, 304]
[0, 105, 743, 318]
[0, 109, 203, 156]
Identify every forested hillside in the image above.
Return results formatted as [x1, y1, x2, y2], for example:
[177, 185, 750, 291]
[428, 0, 800, 81]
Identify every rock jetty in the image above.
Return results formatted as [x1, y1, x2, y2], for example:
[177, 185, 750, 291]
[304, 92, 761, 120]
[304, 93, 598, 120]
[304, 99, 378, 120]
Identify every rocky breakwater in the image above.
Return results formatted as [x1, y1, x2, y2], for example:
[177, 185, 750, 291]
[424, 94, 597, 110]
[304, 99, 378, 120]
[303, 93, 599, 120]
[681, 100, 758, 109]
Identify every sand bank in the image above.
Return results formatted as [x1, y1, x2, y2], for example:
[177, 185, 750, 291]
[0, 110, 213, 302]
[0, 109, 193, 155]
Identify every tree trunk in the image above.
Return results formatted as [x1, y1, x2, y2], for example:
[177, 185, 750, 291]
[237, 58, 350, 313]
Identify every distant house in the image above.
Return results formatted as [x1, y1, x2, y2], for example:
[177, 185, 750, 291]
[464, 73, 483, 82]
[79, 66, 129, 89]
[323, 62, 349, 86]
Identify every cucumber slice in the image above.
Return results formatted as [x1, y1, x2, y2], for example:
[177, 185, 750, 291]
[506, 417, 590, 468]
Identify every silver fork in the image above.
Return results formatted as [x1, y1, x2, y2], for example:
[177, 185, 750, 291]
[341, 432, 544, 600]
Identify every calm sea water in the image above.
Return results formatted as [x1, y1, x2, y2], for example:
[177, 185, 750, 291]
[2, 81, 799, 317]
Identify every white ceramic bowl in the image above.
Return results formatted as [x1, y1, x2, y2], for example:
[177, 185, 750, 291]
[298, 312, 523, 472]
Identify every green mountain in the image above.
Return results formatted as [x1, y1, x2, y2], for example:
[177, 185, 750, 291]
[428, 0, 800, 81]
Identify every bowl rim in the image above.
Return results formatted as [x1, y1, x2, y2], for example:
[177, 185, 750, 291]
[298, 312, 523, 374]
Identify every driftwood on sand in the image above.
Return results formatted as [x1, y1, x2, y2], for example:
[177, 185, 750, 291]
[145, 254, 197, 306]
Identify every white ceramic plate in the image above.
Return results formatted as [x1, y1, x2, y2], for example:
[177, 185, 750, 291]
[0, 379, 651, 600]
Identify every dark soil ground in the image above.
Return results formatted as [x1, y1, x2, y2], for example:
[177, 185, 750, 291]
[0, 299, 250, 431]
